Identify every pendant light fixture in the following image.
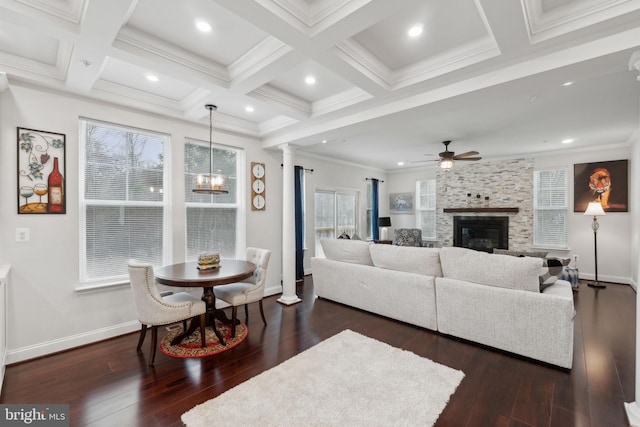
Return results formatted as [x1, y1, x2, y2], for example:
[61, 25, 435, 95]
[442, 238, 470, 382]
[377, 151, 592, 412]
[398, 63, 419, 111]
[193, 104, 229, 194]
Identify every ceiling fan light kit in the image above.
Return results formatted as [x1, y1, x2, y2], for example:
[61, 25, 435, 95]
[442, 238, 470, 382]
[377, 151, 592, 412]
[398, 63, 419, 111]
[413, 140, 482, 170]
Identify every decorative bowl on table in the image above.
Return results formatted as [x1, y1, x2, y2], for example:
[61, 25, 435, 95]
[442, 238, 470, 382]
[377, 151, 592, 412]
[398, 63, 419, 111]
[197, 252, 220, 270]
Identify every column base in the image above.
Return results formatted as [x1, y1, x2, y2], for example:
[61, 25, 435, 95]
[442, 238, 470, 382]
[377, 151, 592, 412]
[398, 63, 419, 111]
[277, 295, 302, 306]
[625, 402, 640, 426]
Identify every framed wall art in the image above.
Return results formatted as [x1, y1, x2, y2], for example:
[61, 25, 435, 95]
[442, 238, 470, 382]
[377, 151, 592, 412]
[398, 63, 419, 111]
[17, 127, 66, 214]
[573, 159, 628, 212]
[389, 192, 414, 214]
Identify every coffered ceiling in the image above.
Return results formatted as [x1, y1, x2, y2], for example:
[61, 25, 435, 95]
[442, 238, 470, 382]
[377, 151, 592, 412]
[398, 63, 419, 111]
[1, 0, 639, 170]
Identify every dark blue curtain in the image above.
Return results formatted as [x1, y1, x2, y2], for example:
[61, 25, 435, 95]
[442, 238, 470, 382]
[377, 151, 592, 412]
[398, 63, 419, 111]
[294, 166, 304, 281]
[371, 179, 380, 241]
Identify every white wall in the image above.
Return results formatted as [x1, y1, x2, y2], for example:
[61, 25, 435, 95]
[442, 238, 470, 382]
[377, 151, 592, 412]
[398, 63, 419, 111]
[296, 153, 387, 271]
[631, 131, 640, 290]
[0, 82, 284, 363]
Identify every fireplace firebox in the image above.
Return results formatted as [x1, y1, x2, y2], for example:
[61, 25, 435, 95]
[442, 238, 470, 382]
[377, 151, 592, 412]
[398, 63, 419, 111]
[453, 216, 509, 253]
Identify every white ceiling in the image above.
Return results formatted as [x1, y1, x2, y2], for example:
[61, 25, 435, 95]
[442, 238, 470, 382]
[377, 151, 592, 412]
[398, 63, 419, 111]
[1, 0, 639, 170]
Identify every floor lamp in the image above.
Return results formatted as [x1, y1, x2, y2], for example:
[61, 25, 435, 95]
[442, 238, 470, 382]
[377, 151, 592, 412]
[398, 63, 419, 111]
[584, 201, 606, 288]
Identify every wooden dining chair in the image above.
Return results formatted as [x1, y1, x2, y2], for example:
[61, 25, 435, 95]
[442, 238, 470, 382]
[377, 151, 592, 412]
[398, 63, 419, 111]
[127, 260, 206, 366]
[214, 248, 271, 337]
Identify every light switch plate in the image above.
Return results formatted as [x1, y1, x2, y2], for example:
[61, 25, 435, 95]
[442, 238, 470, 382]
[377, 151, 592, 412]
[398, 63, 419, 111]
[16, 228, 30, 242]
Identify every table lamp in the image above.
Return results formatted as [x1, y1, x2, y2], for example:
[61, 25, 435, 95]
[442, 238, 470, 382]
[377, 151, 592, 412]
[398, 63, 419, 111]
[378, 217, 391, 241]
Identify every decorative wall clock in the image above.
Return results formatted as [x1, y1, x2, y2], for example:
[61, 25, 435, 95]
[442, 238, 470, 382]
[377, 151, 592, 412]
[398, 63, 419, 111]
[250, 162, 266, 211]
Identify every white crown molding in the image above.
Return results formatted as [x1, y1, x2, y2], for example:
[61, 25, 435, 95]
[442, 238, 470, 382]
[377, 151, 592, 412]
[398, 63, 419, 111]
[92, 79, 188, 111]
[228, 36, 292, 82]
[334, 39, 391, 90]
[16, 0, 85, 24]
[0, 72, 8, 92]
[391, 37, 501, 89]
[312, 87, 372, 117]
[259, 115, 300, 135]
[296, 149, 388, 173]
[250, 84, 311, 117]
[114, 26, 230, 86]
[0, 40, 70, 81]
[521, 0, 640, 44]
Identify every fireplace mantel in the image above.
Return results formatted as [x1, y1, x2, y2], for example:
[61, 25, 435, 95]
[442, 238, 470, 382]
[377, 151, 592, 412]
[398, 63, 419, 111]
[443, 207, 519, 213]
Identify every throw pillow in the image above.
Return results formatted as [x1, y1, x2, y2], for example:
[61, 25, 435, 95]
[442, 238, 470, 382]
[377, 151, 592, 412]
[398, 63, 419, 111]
[539, 258, 564, 291]
[351, 233, 362, 240]
[337, 231, 350, 239]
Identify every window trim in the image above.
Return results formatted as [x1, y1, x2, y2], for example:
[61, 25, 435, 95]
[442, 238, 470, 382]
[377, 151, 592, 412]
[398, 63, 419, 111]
[533, 167, 569, 250]
[78, 119, 172, 288]
[184, 138, 246, 261]
[416, 179, 437, 240]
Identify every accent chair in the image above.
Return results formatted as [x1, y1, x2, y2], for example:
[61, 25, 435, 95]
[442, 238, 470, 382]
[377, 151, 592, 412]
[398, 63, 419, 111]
[214, 247, 271, 337]
[393, 228, 424, 247]
[128, 260, 206, 366]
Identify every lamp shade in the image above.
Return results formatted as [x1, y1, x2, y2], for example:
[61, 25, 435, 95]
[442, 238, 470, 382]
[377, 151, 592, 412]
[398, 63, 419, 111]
[584, 201, 606, 216]
[378, 217, 391, 227]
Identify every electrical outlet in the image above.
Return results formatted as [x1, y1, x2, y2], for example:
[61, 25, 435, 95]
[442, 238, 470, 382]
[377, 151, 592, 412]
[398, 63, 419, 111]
[16, 228, 30, 242]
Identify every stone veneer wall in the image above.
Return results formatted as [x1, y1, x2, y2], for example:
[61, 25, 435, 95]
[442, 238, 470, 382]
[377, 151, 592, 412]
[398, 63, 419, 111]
[436, 158, 534, 250]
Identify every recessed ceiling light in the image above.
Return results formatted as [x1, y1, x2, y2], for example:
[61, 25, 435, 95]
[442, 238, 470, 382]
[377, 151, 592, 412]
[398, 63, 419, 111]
[408, 24, 423, 38]
[397, 161, 405, 166]
[195, 20, 212, 32]
[245, 105, 254, 113]
[562, 81, 574, 86]
[305, 75, 316, 85]
[321, 139, 327, 144]
[561, 138, 574, 144]
[146, 74, 159, 82]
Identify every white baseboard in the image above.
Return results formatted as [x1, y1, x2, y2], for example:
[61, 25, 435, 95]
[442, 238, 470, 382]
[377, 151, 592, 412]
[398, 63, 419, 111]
[6, 321, 140, 365]
[578, 272, 632, 285]
[6, 286, 285, 365]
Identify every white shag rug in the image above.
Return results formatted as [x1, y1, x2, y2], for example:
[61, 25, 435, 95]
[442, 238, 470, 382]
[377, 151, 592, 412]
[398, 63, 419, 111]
[182, 329, 464, 427]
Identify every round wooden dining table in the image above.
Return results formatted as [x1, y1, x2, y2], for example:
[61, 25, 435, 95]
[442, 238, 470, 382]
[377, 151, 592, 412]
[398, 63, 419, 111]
[155, 260, 256, 346]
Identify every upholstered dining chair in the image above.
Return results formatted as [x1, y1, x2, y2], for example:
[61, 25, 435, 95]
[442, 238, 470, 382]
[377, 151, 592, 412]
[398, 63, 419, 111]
[128, 260, 206, 366]
[214, 247, 271, 338]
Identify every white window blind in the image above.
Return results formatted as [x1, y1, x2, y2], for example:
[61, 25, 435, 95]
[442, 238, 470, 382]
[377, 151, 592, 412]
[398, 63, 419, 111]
[184, 139, 242, 261]
[416, 179, 436, 240]
[314, 189, 358, 257]
[534, 169, 568, 248]
[80, 120, 168, 284]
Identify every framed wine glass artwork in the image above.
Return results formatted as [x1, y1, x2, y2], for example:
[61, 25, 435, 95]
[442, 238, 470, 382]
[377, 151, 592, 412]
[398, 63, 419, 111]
[17, 127, 66, 214]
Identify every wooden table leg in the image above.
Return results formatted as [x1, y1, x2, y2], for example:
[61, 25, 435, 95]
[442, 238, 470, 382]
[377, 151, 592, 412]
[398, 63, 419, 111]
[202, 287, 226, 346]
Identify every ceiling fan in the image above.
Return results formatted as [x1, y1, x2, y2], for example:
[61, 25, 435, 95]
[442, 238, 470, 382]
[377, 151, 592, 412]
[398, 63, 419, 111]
[413, 140, 482, 170]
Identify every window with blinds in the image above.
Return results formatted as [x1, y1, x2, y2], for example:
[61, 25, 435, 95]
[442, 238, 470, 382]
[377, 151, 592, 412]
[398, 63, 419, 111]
[416, 179, 436, 240]
[80, 120, 168, 284]
[184, 139, 242, 261]
[533, 168, 568, 249]
[314, 189, 358, 257]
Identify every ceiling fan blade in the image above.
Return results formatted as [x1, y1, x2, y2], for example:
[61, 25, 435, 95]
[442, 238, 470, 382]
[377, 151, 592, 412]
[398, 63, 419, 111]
[455, 157, 482, 161]
[453, 151, 479, 158]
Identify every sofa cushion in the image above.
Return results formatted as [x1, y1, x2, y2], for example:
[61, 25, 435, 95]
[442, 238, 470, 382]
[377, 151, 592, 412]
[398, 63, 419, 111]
[320, 238, 373, 265]
[369, 244, 442, 277]
[439, 247, 543, 293]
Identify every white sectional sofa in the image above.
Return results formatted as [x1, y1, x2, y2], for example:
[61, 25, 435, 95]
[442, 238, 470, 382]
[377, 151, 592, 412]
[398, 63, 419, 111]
[311, 239, 575, 369]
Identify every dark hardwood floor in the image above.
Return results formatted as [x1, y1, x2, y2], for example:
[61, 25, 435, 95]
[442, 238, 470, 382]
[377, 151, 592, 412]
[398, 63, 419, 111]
[1, 277, 635, 427]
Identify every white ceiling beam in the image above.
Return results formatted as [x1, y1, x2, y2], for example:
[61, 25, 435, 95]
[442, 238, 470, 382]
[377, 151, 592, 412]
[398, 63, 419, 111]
[65, 0, 138, 94]
[476, 0, 530, 55]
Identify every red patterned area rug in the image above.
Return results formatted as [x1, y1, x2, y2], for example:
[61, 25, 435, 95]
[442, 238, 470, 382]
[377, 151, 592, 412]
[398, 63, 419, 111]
[160, 322, 248, 359]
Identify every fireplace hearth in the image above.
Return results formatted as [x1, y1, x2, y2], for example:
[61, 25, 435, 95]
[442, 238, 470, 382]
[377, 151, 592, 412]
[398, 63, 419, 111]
[453, 216, 509, 253]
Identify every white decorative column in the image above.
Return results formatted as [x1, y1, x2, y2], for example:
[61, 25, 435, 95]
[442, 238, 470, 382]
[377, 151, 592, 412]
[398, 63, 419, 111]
[625, 50, 640, 427]
[277, 144, 301, 305]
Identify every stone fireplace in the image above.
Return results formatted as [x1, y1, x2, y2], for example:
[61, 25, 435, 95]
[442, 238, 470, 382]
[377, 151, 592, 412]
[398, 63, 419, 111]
[453, 216, 509, 253]
[436, 158, 534, 251]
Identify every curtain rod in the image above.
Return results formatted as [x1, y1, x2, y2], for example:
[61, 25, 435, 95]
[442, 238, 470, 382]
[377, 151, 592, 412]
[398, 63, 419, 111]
[280, 164, 314, 173]
[365, 178, 384, 183]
